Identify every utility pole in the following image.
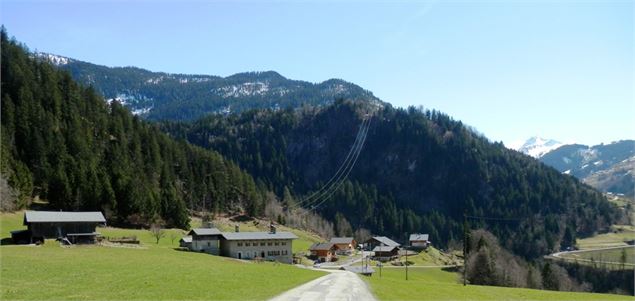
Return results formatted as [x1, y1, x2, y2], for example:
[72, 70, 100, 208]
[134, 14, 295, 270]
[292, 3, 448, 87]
[405, 232, 409, 281]
[463, 212, 467, 286]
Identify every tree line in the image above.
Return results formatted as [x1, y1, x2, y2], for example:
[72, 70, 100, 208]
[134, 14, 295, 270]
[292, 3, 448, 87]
[0, 29, 266, 228]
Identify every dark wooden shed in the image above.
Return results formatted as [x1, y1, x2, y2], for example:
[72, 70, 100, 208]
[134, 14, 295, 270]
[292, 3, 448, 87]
[21, 211, 106, 244]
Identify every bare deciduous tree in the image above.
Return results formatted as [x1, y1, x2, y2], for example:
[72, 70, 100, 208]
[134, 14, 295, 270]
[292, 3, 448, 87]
[150, 224, 166, 244]
[0, 174, 18, 211]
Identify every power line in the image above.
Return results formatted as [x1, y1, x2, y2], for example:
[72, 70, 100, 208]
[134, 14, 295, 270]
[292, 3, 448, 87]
[301, 114, 372, 211]
[290, 115, 371, 209]
[289, 116, 369, 209]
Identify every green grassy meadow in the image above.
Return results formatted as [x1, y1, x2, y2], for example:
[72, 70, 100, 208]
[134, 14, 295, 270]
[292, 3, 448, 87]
[405, 247, 461, 266]
[352, 247, 460, 267]
[577, 225, 635, 250]
[560, 246, 635, 265]
[0, 212, 325, 300]
[363, 267, 632, 301]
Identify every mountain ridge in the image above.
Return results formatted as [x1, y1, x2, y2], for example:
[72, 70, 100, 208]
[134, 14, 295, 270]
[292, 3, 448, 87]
[35, 52, 383, 121]
[540, 140, 635, 197]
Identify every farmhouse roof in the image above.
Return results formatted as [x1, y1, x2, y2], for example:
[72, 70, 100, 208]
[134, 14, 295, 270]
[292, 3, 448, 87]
[409, 234, 429, 241]
[188, 228, 222, 236]
[372, 245, 399, 252]
[371, 236, 400, 247]
[309, 242, 336, 251]
[180, 236, 192, 243]
[221, 231, 297, 241]
[330, 237, 354, 244]
[24, 211, 106, 224]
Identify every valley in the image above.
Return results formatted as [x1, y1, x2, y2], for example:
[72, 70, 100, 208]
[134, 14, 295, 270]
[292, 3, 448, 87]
[1, 9, 633, 300]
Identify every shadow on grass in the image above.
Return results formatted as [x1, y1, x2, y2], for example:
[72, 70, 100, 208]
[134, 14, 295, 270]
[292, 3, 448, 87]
[1, 237, 14, 245]
[230, 215, 254, 222]
[442, 266, 459, 272]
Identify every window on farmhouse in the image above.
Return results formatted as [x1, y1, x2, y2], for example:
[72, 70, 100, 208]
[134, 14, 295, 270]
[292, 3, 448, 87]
[267, 242, 272, 246]
[260, 242, 265, 246]
[245, 242, 250, 246]
[275, 242, 279, 246]
[281, 242, 286, 246]
[238, 242, 243, 247]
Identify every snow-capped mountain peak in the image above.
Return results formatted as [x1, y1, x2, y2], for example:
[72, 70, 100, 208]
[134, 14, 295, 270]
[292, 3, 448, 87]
[514, 136, 564, 158]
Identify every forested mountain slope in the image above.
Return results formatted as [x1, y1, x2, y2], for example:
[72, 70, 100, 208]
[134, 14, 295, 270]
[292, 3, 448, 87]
[0, 30, 266, 228]
[41, 52, 381, 121]
[162, 101, 623, 259]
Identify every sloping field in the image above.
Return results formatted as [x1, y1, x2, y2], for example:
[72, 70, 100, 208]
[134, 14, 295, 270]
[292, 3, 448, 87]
[364, 267, 632, 301]
[0, 212, 324, 300]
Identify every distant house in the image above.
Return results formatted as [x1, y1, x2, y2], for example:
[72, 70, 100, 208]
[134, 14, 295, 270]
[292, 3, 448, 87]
[179, 236, 192, 249]
[409, 233, 430, 249]
[219, 225, 296, 264]
[186, 224, 297, 264]
[365, 236, 400, 250]
[14, 211, 106, 244]
[329, 237, 356, 255]
[372, 245, 400, 261]
[309, 242, 337, 262]
[187, 228, 222, 254]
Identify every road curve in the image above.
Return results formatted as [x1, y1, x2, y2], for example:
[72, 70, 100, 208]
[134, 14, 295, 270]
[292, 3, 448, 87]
[548, 245, 635, 266]
[268, 270, 377, 301]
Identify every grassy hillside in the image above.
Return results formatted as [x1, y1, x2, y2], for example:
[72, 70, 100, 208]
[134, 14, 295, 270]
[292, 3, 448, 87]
[194, 215, 324, 254]
[0, 212, 324, 300]
[559, 247, 635, 265]
[364, 267, 632, 301]
[405, 247, 461, 266]
[351, 246, 460, 267]
[578, 225, 635, 250]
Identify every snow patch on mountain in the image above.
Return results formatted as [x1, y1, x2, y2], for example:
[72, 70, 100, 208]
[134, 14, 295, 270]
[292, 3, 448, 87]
[35, 52, 71, 66]
[213, 81, 271, 98]
[513, 137, 564, 158]
[132, 106, 153, 115]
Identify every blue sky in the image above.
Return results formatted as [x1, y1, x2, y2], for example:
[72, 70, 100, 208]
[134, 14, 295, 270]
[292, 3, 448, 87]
[2, 0, 633, 146]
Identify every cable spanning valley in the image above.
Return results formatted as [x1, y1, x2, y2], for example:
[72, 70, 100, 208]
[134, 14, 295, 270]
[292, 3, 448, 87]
[290, 113, 372, 212]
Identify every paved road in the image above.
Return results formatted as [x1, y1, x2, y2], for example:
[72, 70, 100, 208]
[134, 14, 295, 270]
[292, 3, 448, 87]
[268, 270, 377, 301]
[548, 245, 635, 266]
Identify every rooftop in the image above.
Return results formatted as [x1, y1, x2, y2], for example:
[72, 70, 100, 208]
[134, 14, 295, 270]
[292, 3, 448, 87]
[24, 211, 106, 224]
[309, 242, 335, 251]
[370, 236, 400, 247]
[409, 233, 429, 241]
[329, 237, 354, 244]
[188, 228, 222, 236]
[221, 231, 297, 241]
[372, 245, 399, 252]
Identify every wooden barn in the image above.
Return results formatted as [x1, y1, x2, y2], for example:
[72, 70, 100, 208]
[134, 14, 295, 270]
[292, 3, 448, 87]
[187, 228, 222, 254]
[372, 245, 400, 261]
[409, 233, 430, 249]
[309, 242, 337, 262]
[365, 236, 400, 250]
[16, 211, 106, 244]
[329, 237, 357, 255]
